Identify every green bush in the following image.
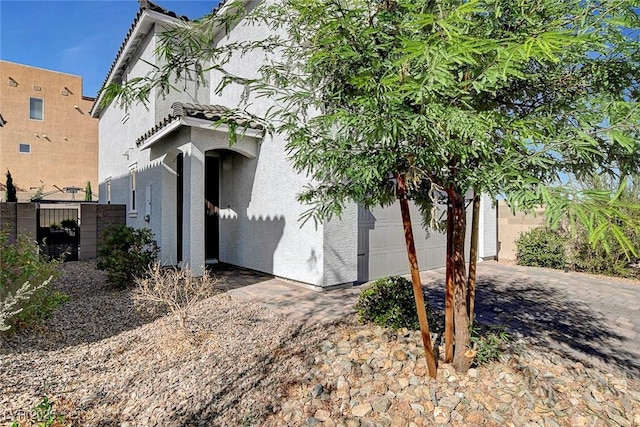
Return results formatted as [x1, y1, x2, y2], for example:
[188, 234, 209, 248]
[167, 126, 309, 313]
[515, 227, 567, 269]
[355, 276, 433, 330]
[97, 225, 159, 289]
[569, 226, 640, 278]
[0, 231, 67, 332]
[470, 323, 511, 366]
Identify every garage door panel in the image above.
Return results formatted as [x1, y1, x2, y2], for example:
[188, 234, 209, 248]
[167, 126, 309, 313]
[358, 201, 453, 282]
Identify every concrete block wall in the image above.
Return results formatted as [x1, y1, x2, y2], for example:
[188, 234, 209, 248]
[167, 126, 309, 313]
[497, 200, 546, 261]
[1, 202, 125, 260]
[0, 202, 37, 243]
[96, 204, 127, 251]
[0, 202, 18, 242]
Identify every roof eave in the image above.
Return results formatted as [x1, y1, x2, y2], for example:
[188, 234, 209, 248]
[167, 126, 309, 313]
[90, 9, 188, 118]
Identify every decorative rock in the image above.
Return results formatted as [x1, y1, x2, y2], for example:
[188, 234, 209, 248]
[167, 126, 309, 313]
[311, 384, 323, 398]
[439, 395, 461, 410]
[433, 406, 450, 424]
[336, 376, 350, 399]
[351, 403, 373, 417]
[314, 409, 330, 421]
[372, 397, 391, 413]
[392, 350, 408, 361]
[465, 410, 485, 424]
[410, 403, 425, 414]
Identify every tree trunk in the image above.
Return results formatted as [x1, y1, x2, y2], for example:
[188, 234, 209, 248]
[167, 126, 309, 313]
[450, 192, 473, 373]
[396, 173, 438, 379]
[467, 191, 480, 328]
[444, 203, 454, 363]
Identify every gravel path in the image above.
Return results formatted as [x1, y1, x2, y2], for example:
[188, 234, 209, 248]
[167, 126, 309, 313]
[1, 261, 639, 426]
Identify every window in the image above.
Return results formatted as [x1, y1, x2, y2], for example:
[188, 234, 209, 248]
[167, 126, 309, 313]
[129, 168, 137, 213]
[19, 143, 31, 154]
[29, 97, 43, 120]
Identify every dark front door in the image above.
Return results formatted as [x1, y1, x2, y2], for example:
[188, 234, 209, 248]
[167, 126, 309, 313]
[205, 155, 220, 260]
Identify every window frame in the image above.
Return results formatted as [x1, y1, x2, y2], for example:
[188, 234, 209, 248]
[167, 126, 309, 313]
[29, 97, 44, 121]
[19, 143, 31, 154]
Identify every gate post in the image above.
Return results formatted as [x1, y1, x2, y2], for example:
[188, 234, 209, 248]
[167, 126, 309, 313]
[80, 203, 97, 260]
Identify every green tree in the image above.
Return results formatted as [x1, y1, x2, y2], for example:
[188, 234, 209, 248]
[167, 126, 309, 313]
[84, 181, 93, 202]
[5, 170, 17, 202]
[103, 0, 640, 374]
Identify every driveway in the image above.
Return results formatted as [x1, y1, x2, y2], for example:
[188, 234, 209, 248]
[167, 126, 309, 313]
[213, 262, 640, 377]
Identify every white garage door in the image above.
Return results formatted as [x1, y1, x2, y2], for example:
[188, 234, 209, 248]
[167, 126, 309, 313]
[357, 201, 470, 282]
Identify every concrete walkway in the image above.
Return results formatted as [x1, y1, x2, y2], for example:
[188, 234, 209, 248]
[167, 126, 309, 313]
[211, 262, 640, 377]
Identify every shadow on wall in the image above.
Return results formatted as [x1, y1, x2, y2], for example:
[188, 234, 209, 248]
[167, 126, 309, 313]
[421, 272, 640, 378]
[219, 212, 285, 275]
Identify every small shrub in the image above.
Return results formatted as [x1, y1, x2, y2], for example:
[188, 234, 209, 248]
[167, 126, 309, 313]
[1, 231, 66, 333]
[10, 396, 70, 427]
[569, 226, 640, 278]
[355, 276, 434, 330]
[133, 262, 220, 329]
[470, 323, 511, 366]
[515, 227, 566, 269]
[96, 225, 159, 289]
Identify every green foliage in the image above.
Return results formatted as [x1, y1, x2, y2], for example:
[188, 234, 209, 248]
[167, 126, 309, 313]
[10, 396, 70, 427]
[470, 323, 512, 366]
[5, 170, 17, 202]
[60, 219, 77, 230]
[97, 225, 159, 289]
[0, 231, 66, 332]
[355, 276, 433, 330]
[567, 175, 640, 277]
[84, 181, 92, 202]
[515, 227, 567, 269]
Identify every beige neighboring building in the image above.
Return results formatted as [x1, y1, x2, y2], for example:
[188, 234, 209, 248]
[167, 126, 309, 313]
[0, 61, 98, 202]
[497, 200, 546, 260]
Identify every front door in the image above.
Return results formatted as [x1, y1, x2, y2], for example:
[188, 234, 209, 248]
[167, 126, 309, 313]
[205, 155, 220, 261]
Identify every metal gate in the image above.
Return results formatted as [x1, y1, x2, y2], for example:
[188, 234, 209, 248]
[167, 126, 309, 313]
[37, 207, 80, 261]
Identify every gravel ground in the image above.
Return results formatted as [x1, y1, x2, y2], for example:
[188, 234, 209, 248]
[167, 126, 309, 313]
[1, 261, 639, 427]
[1, 261, 337, 426]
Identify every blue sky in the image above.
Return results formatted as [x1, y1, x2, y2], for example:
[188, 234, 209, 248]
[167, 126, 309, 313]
[0, 0, 219, 98]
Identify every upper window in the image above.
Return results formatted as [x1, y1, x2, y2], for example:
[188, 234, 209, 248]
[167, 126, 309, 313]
[29, 97, 43, 120]
[19, 143, 31, 154]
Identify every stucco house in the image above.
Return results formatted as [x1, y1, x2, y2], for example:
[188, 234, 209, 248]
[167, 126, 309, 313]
[91, 0, 497, 289]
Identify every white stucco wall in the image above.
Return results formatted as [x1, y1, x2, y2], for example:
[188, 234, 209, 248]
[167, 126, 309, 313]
[208, 8, 358, 286]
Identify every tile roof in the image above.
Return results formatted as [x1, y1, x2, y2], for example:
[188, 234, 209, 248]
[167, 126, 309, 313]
[92, 0, 229, 114]
[135, 102, 264, 146]
[91, 1, 190, 114]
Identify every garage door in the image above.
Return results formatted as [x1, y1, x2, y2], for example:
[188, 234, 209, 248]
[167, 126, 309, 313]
[357, 202, 470, 283]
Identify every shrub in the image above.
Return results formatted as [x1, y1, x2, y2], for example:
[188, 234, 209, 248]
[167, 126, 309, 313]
[133, 262, 220, 329]
[96, 225, 159, 289]
[0, 231, 67, 332]
[515, 227, 567, 269]
[569, 226, 640, 278]
[355, 276, 433, 330]
[470, 323, 511, 366]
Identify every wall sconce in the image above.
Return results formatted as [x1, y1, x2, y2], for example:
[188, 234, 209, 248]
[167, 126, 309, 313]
[35, 133, 40, 138]
[74, 105, 80, 110]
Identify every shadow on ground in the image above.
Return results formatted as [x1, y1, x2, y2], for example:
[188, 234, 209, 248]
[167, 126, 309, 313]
[422, 274, 640, 378]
